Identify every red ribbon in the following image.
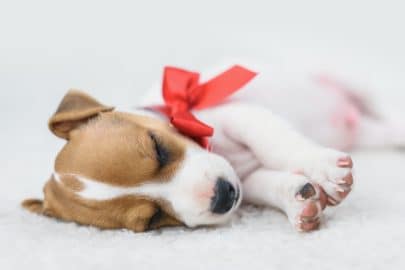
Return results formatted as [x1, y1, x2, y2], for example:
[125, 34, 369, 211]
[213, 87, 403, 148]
[149, 65, 257, 149]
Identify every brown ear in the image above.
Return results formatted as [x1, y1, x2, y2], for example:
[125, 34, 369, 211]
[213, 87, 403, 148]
[124, 201, 182, 232]
[146, 208, 183, 231]
[49, 90, 114, 139]
[21, 199, 44, 214]
[124, 201, 160, 232]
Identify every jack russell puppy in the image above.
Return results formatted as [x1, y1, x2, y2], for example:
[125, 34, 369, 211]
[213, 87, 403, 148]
[22, 64, 405, 232]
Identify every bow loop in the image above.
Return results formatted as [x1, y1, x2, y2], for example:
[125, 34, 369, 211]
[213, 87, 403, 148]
[162, 67, 200, 107]
[152, 65, 257, 149]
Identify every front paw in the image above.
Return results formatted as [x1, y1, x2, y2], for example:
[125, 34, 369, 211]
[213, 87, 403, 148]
[299, 149, 354, 206]
[287, 183, 328, 232]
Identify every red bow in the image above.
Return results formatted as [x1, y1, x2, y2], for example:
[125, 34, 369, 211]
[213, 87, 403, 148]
[150, 65, 257, 149]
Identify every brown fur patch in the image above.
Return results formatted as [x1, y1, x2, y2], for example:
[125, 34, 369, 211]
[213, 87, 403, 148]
[59, 174, 85, 192]
[40, 178, 182, 232]
[23, 90, 194, 232]
[55, 112, 187, 187]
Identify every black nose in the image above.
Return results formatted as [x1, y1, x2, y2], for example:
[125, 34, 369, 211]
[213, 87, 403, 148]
[210, 178, 237, 214]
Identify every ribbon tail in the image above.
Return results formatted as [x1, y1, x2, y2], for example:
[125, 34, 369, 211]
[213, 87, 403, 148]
[193, 137, 211, 150]
[191, 65, 257, 109]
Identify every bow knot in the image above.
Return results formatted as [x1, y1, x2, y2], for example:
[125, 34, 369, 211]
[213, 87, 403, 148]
[150, 65, 257, 149]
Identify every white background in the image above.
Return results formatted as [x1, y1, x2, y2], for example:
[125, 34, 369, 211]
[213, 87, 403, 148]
[1, 1, 404, 269]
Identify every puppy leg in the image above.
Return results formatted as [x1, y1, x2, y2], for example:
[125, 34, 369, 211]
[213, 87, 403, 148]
[243, 169, 327, 232]
[316, 75, 405, 150]
[355, 116, 405, 150]
[201, 102, 354, 206]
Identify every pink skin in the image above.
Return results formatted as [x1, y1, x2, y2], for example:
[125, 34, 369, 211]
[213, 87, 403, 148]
[294, 183, 327, 232]
[316, 74, 362, 151]
[194, 182, 215, 201]
[331, 103, 360, 151]
[196, 190, 215, 200]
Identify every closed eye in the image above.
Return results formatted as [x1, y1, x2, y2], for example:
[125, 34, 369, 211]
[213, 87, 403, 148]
[149, 132, 170, 168]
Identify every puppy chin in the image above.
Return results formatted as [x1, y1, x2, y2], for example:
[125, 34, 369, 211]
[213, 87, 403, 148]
[185, 211, 236, 228]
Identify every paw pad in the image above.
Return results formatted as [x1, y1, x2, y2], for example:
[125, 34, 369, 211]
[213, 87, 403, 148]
[291, 183, 327, 232]
[296, 183, 316, 200]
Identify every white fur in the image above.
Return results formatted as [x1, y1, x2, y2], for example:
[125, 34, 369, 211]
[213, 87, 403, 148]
[195, 102, 352, 224]
[134, 65, 362, 229]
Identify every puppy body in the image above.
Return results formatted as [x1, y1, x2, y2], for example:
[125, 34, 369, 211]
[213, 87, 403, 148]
[23, 64, 405, 232]
[137, 64, 404, 230]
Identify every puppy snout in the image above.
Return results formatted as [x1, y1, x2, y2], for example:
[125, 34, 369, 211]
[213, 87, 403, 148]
[210, 178, 238, 214]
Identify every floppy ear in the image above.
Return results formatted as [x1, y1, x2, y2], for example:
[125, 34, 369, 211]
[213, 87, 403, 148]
[124, 201, 161, 232]
[49, 90, 114, 139]
[124, 201, 183, 232]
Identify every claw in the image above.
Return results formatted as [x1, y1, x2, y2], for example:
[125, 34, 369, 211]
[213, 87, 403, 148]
[337, 179, 347, 184]
[336, 186, 345, 193]
[327, 196, 338, 206]
[338, 188, 351, 199]
[337, 157, 353, 168]
[343, 173, 353, 186]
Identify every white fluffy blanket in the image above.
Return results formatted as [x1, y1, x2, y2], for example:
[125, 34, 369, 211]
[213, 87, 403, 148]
[1, 151, 404, 269]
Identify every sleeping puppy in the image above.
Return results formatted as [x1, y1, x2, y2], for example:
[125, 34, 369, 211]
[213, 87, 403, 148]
[22, 65, 405, 232]
[23, 91, 241, 231]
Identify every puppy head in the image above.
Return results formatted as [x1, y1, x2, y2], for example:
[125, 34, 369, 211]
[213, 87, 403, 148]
[30, 90, 241, 232]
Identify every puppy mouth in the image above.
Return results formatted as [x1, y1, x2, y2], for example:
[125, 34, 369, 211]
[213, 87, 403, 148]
[234, 186, 241, 207]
